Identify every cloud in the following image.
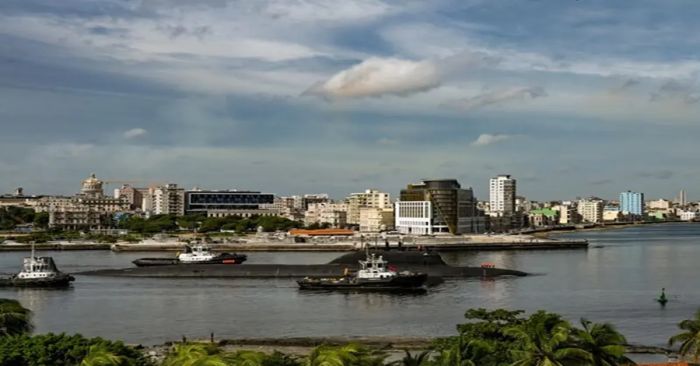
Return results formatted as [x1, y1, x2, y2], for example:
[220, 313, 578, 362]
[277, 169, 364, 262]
[303, 57, 441, 98]
[650, 80, 700, 105]
[123, 128, 148, 139]
[637, 170, 674, 180]
[471, 134, 511, 146]
[589, 178, 613, 186]
[377, 137, 398, 145]
[448, 87, 546, 110]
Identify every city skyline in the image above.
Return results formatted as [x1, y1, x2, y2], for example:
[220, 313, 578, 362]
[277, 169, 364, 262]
[1, 1, 700, 200]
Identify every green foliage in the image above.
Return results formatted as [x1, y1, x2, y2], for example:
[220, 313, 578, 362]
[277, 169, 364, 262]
[669, 308, 700, 363]
[33, 212, 50, 229]
[162, 343, 229, 366]
[0, 206, 36, 230]
[0, 298, 33, 336]
[306, 343, 386, 366]
[0, 333, 150, 366]
[119, 215, 178, 234]
[80, 344, 126, 366]
[575, 319, 632, 366]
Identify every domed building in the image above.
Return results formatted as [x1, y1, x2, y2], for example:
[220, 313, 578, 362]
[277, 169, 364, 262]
[80, 173, 104, 198]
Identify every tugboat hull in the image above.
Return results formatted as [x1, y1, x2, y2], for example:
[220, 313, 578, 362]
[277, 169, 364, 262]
[132, 253, 247, 267]
[297, 273, 428, 292]
[0, 274, 75, 288]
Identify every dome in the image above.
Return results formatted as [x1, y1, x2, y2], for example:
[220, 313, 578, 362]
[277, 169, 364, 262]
[81, 173, 104, 197]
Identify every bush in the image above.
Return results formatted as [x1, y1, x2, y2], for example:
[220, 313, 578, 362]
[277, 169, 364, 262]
[0, 333, 151, 366]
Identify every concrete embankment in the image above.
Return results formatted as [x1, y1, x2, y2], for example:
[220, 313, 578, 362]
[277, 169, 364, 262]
[79, 251, 528, 279]
[0, 243, 111, 251]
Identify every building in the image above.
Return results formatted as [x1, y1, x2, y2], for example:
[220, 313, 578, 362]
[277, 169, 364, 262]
[154, 184, 185, 216]
[346, 189, 391, 225]
[620, 191, 645, 217]
[489, 175, 516, 217]
[114, 185, 149, 211]
[603, 206, 623, 222]
[34, 174, 130, 231]
[679, 210, 699, 221]
[528, 208, 558, 227]
[648, 199, 671, 210]
[184, 189, 274, 217]
[301, 194, 330, 210]
[577, 199, 604, 223]
[359, 207, 394, 232]
[554, 204, 580, 225]
[678, 189, 688, 206]
[304, 202, 348, 228]
[395, 179, 485, 235]
[0, 188, 42, 208]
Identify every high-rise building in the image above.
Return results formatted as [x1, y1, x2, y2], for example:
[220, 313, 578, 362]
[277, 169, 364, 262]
[678, 189, 687, 206]
[620, 191, 644, 216]
[346, 189, 391, 225]
[577, 199, 604, 223]
[153, 184, 185, 216]
[184, 189, 275, 218]
[395, 179, 484, 235]
[489, 175, 516, 217]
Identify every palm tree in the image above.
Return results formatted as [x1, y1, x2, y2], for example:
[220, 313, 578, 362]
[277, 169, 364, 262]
[434, 337, 492, 366]
[0, 298, 32, 336]
[574, 319, 634, 366]
[306, 344, 385, 366]
[390, 350, 432, 366]
[505, 311, 592, 366]
[223, 350, 266, 366]
[80, 345, 125, 366]
[669, 309, 700, 363]
[162, 343, 228, 366]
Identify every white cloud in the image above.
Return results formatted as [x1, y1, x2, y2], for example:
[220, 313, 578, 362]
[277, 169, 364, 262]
[448, 87, 546, 110]
[262, 0, 393, 22]
[471, 134, 511, 146]
[304, 57, 441, 98]
[123, 128, 148, 139]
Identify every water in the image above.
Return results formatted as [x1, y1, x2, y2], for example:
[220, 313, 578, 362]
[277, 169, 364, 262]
[0, 223, 698, 347]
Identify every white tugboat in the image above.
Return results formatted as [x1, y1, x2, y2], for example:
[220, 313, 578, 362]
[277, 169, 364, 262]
[0, 245, 74, 288]
[132, 244, 247, 267]
[297, 253, 428, 291]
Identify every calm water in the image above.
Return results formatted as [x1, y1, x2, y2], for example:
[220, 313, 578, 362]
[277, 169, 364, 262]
[0, 223, 698, 347]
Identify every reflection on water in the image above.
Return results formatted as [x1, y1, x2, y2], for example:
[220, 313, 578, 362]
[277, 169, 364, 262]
[0, 223, 699, 346]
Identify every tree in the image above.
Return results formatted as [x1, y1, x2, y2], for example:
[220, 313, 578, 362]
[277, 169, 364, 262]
[162, 343, 227, 366]
[224, 350, 267, 366]
[0, 298, 32, 336]
[306, 344, 386, 366]
[574, 319, 633, 366]
[390, 350, 432, 366]
[505, 311, 592, 366]
[669, 309, 700, 363]
[80, 344, 125, 366]
[33, 212, 50, 230]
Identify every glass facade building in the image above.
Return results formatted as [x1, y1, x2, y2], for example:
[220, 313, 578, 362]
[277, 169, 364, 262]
[185, 191, 275, 214]
[619, 191, 644, 216]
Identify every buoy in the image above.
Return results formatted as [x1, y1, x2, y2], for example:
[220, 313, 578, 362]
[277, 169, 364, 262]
[657, 288, 668, 306]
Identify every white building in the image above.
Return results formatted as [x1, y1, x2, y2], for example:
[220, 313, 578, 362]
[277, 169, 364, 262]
[577, 199, 604, 223]
[648, 199, 671, 210]
[346, 189, 391, 225]
[359, 207, 394, 232]
[489, 175, 516, 217]
[153, 184, 185, 216]
[305, 202, 348, 228]
[679, 210, 699, 221]
[395, 201, 441, 235]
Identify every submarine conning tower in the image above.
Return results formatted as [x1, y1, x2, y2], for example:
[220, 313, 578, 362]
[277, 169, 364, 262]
[328, 250, 447, 266]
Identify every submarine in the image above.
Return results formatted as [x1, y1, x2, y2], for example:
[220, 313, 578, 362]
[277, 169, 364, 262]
[80, 250, 527, 279]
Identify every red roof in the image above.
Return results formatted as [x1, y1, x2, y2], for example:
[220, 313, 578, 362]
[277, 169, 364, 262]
[289, 229, 354, 236]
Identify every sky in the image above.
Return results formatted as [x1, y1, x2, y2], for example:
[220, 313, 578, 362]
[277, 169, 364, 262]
[1, 0, 699, 201]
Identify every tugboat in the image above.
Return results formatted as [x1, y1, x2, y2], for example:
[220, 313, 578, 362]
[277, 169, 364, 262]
[0, 246, 74, 288]
[297, 253, 428, 291]
[132, 244, 247, 267]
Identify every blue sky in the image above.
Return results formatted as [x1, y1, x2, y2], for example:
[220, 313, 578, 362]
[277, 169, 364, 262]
[1, 0, 699, 201]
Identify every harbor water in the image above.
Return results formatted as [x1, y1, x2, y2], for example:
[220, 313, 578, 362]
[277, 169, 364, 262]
[0, 223, 698, 347]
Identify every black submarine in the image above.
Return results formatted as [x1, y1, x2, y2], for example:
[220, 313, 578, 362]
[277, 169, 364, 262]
[80, 250, 527, 279]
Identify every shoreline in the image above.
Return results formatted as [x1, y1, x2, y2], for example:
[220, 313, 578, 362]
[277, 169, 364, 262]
[139, 336, 671, 358]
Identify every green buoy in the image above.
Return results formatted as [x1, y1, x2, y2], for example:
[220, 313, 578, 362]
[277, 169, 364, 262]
[657, 288, 668, 306]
